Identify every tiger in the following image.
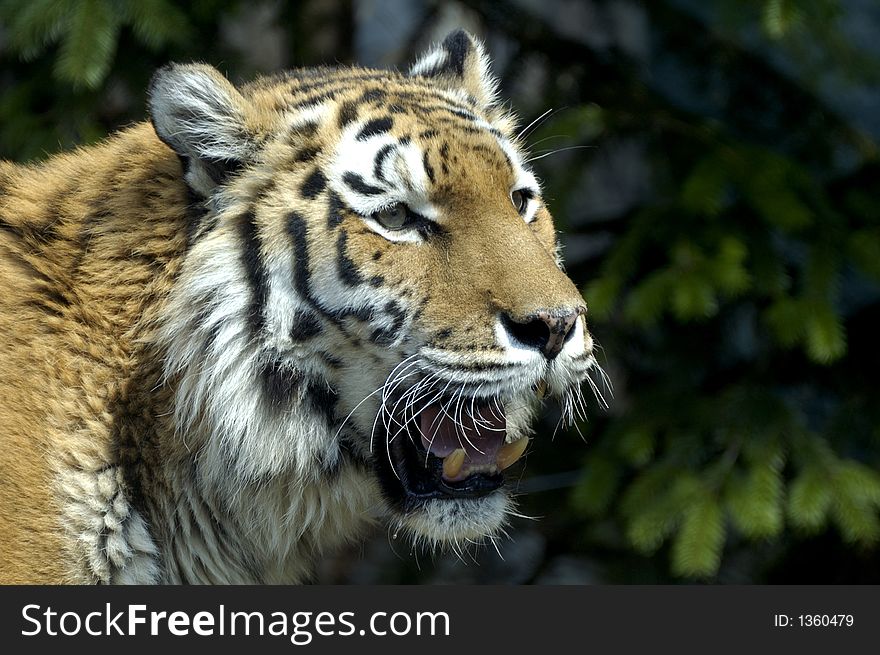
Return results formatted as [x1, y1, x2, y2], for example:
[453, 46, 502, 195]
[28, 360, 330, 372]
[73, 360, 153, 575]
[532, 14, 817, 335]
[0, 30, 595, 584]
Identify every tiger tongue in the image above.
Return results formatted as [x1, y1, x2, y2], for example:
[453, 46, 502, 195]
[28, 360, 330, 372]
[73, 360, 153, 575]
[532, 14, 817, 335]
[418, 402, 506, 470]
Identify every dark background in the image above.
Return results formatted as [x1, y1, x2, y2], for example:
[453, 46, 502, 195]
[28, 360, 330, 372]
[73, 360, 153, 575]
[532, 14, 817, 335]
[1, 0, 879, 583]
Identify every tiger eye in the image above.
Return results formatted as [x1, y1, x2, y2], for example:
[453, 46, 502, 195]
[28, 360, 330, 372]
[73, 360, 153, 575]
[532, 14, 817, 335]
[374, 203, 409, 230]
[511, 189, 528, 214]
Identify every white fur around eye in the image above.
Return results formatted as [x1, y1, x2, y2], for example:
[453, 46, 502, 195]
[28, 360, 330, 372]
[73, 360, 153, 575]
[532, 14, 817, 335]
[361, 217, 423, 243]
[520, 194, 540, 223]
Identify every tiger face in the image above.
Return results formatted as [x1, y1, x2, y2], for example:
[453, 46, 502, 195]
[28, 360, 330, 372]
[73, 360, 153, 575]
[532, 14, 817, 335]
[150, 31, 594, 547]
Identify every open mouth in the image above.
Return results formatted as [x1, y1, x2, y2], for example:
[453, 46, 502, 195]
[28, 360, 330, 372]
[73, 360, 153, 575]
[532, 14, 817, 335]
[374, 396, 530, 508]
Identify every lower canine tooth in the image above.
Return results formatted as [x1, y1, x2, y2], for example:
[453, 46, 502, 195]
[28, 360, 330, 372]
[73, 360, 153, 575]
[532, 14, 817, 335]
[443, 449, 466, 478]
[497, 437, 529, 471]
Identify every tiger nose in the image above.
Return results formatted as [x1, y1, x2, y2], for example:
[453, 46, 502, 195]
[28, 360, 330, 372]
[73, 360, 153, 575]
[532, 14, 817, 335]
[502, 308, 583, 360]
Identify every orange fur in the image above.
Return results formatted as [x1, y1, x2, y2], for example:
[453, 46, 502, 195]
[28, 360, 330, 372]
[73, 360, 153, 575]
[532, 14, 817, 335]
[0, 126, 189, 582]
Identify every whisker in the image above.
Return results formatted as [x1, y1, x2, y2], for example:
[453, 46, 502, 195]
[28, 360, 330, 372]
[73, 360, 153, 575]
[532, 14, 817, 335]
[368, 354, 424, 480]
[505, 508, 539, 521]
[527, 133, 571, 149]
[447, 387, 486, 456]
[517, 106, 557, 142]
[526, 144, 596, 162]
[334, 385, 385, 442]
[583, 371, 609, 410]
[489, 534, 504, 560]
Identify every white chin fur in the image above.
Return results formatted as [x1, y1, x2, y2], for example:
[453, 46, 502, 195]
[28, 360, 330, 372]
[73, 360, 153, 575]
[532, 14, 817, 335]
[395, 491, 511, 547]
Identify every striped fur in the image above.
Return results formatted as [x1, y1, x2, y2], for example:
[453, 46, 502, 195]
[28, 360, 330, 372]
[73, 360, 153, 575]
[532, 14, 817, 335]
[0, 31, 594, 583]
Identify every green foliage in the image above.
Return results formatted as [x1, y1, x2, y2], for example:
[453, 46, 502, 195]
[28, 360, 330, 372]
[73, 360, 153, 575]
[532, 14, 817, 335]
[615, 236, 750, 326]
[848, 228, 880, 281]
[725, 455, 785, 540]
[622, 469, 703, 554]
[829, 461, 880, 544]
[672, 494, 725, 578]
[558, 0, 880, 579]
[571, 456, 620, 517]
[0, 0, 190, 90]
[761, 0, 803, 39]
[55, 0, 120, 89]
[719, 0, 880, 85]
[787, 465, 833, 533]
[2, 0, 70, 60]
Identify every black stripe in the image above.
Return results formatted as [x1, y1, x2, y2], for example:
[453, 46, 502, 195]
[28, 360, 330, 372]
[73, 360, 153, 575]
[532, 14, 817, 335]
[360, 88, 386, 103]
[286, 210, 351, 324]
[182, 184, 211, 244]
[286, 211, 314, 302]
[327, 191, 346, 229]
[289, 311, 323, 341]
[448, 108, 479, 122]
[306, 378, 339, 425]
[343, 172, 385, 196]
[500, 149, 515, 174]
[349, 305, 376, 322]
[338, 434, 373, 472]
[318, 351, 345, 369]
[291, 121, 319, 140]
[23, 296, 66, 319]
[336, 230, 364, 286]
[439, 142, 450, 175]
[202, 156, 244, 186]
[284, 84, 363, 112]
[356, 117, 393, 141]
[286, 211, 382, 331]
[422, 357, 518, 373]
[423, 151, 435, 184]
[292, 91, 341, 110]
[261, 359, 303, 409]
[278, 75, 381, 108]
[301, 168, 326, 199]
[0, 216, 60, 246]
[370, 301, 407, 345]
[372, 143, 395, 183]
[318, 449, 344, 479]
[356, 91, 479, 123]
[285, 70, 390, 98]
[338, 101, 358, 128]
[40, 286, 71, 310]
[201, 314, 223, 356]
[292, 145, 321, 163]
[416, 219, 443, 239]
[291, 78, 477, 128]
[238, 211, 269, 335]
[441, 30, 470, 77]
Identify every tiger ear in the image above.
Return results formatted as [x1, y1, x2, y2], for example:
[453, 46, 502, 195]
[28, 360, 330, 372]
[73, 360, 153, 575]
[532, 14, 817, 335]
[408, 30, 499, 108]
[148, 63, 253, 196]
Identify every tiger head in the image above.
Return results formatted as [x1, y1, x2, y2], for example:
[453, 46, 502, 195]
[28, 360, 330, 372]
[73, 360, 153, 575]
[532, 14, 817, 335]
[150, 31, 596, 547]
